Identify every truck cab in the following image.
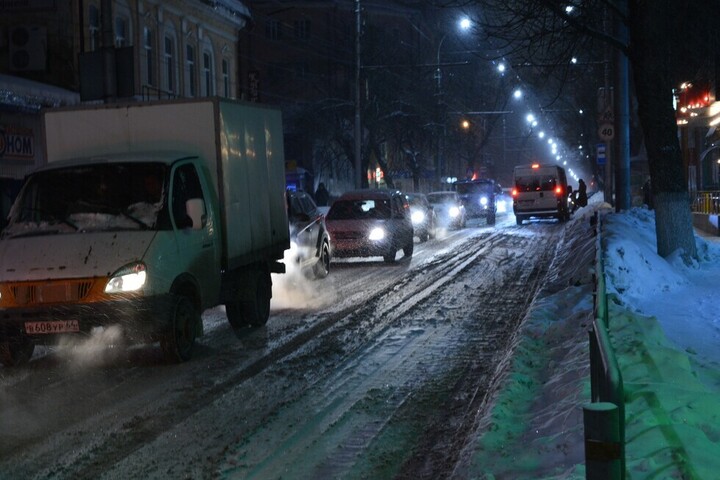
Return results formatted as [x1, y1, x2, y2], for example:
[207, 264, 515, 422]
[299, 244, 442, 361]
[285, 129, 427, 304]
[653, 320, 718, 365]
[0, 98, 289, 367]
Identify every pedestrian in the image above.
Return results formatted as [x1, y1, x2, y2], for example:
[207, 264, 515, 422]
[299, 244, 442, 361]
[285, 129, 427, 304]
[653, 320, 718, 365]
[314, 182, 330, 206]
[577, 179, 588, 207]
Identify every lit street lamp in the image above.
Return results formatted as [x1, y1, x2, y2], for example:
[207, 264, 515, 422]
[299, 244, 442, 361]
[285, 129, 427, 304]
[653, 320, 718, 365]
[434, 17, 471, 186]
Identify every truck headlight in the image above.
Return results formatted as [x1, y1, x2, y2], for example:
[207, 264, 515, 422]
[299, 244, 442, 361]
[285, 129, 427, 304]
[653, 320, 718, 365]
[368, 227, 386, 241]
[449, 206, 460, 218]
[105, 263, 147, 293]
[480, 196, 488, 206]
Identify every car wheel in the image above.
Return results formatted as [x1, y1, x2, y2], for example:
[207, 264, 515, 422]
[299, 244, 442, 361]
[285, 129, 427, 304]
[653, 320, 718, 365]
[383, 249, 396, 263]
[161, 295, 200, 363]
[403, 237, 414, 259]
[516, 215, 524, 225]
[0, 335, 35, 367]
[312, 240, 331, 279]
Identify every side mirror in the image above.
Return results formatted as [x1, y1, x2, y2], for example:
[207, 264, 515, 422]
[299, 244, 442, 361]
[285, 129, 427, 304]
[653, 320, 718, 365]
[186, 198, 206, 230]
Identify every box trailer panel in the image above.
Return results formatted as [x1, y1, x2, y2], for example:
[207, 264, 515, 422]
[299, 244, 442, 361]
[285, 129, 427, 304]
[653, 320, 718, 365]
[218, 101, 289, 268]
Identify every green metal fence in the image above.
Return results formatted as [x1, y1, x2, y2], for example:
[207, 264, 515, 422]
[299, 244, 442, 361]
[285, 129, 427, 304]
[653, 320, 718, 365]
[584, 212, 625, 480]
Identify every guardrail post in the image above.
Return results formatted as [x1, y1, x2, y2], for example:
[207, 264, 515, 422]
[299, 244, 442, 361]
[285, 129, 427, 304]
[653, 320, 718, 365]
[583, 402, 622, 480]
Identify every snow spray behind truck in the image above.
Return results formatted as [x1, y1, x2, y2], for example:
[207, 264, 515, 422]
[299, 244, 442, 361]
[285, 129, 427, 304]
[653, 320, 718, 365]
[0, 98, 289, 365]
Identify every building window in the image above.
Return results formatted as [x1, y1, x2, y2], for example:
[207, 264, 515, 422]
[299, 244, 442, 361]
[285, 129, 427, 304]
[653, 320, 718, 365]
[144, 27, 155, 86]
[202, 52, 214, 96]
[164, 35, 176, 94]
[186, 44, 196, 97]
[88, 4, 100, 51]
[222, 59, 230, 97]
[265, 20, 282, 40]
[115, 16, 129, 47]
[294, 19, 310, 41]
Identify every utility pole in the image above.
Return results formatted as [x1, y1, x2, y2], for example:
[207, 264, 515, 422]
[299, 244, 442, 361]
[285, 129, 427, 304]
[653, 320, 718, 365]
[354, 0, 362, 189]
[615, 0, 631, 211]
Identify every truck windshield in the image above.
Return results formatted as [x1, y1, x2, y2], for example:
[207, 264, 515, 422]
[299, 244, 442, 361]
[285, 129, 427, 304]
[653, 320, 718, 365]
[3, 162, 169, 238]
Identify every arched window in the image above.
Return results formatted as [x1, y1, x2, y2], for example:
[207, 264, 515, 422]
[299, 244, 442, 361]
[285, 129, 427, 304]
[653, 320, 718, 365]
[163, 31, 178, 95]
[143, 27, 155, 87]
[88, 4, 100, 51]
[113, 0, 132, 48]
[186, 43, 197, 97]
[202, 50, 214, 96]
[115, 16, 129, 47]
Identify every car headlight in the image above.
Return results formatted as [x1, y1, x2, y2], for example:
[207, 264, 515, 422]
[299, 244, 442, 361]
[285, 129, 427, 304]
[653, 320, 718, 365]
[368, 227, 386, 241]
[449, 206, 460, 218]
[411, 210, 425, 224]
[480, 196, 488, 206]
[105, 262, 147, 293]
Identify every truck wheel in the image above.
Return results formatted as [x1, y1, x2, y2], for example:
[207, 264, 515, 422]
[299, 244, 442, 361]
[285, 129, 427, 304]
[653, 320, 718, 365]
[312, 241, 331, 279]
[516, 216, 524, 225]
[0, 336, 35, 367]
[227, 268, 272, 331]
[245, 270, 271, 327]
[161, 295, 199, 363]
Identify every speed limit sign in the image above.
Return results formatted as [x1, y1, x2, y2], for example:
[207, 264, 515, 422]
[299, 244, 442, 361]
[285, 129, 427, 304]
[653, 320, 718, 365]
[598, 123, 615, 140]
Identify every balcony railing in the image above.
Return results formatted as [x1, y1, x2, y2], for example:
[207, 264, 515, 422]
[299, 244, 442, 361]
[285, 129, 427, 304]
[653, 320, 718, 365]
[691, 191, 720, 214]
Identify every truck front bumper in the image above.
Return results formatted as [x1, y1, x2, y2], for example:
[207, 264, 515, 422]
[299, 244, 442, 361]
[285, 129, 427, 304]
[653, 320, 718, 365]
[0, 295, 174, 344]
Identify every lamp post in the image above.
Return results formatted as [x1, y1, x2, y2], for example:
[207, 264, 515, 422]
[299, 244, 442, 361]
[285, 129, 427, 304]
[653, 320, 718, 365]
[434, 17, 471, 188]
[434, 34, 448, 187]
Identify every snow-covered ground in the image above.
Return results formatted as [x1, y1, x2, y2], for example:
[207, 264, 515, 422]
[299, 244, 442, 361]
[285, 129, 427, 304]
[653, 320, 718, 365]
[459, 196, 720, 479]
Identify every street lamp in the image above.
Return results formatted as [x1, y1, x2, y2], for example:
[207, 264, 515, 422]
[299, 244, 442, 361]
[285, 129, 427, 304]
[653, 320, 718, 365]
[434, 17, 471, 185]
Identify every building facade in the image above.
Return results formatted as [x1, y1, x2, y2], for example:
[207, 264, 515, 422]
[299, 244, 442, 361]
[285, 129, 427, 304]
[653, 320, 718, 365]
[0, 0, 251, 184]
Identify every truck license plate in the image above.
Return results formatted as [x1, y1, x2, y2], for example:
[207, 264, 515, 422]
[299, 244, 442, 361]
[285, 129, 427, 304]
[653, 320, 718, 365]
[25, 320, 80, 335]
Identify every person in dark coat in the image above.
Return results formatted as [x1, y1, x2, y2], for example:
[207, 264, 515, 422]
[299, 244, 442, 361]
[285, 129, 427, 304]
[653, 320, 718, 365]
[576, 179, 588, 207]
[314, 182, 330, 206]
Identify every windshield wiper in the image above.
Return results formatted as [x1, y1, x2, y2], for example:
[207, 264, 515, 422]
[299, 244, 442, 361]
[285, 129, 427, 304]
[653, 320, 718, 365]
[117, 208, 151, 229]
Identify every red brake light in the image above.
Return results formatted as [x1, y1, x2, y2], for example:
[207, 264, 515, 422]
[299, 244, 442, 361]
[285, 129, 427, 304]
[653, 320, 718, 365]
[511, 188, 518, 197]
[555, 186, 563, 196]
[531, 163, 540, 169]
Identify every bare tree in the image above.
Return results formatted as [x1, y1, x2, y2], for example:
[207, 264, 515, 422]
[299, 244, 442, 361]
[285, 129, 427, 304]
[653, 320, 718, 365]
[464, 0, 717, 259]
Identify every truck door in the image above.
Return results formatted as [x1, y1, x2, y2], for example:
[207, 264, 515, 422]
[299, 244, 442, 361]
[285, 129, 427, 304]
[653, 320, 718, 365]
[170, 161, 221, 306]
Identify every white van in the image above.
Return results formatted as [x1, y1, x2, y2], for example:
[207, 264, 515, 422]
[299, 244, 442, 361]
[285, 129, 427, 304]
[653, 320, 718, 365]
[512, 163, 570, 225]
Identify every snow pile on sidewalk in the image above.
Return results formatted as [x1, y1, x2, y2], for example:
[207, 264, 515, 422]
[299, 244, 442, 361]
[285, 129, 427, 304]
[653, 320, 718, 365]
[460, 203, 720, 479]
[603, 208, 720, 479]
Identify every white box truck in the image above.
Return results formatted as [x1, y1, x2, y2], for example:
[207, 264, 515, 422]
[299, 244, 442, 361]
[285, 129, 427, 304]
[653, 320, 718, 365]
[0, 98, 289, 365]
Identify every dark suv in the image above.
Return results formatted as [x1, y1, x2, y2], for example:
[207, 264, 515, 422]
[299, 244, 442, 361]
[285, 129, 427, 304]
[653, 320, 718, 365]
[454, 179, 499, 225]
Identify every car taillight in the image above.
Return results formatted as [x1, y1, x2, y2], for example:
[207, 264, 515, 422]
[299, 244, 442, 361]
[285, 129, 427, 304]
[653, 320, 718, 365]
[555, 186, 563, 196]
[511, 188, 518, 197]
